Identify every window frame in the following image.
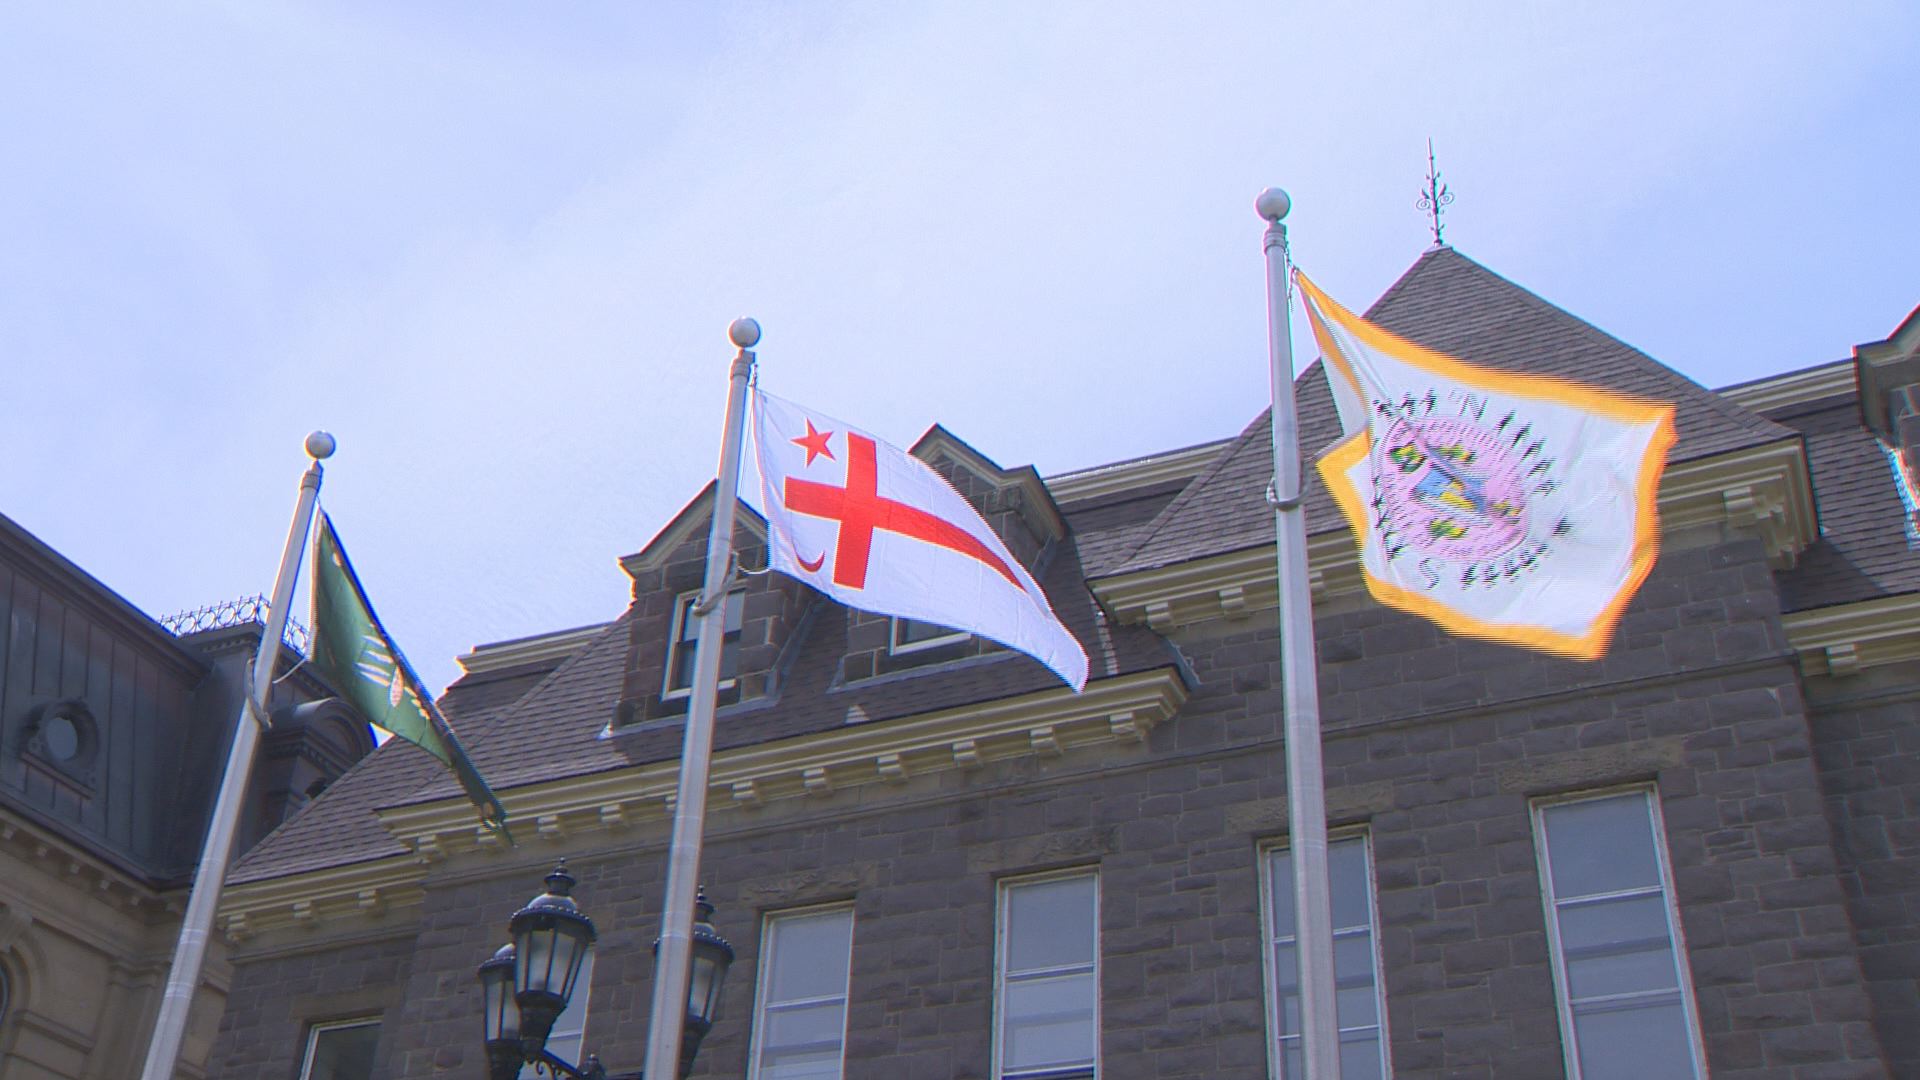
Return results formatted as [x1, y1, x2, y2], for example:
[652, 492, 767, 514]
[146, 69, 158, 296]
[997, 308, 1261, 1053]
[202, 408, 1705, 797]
[660, 588, 745, 701]
[1257, 830, 1390, 1080]
[746, 902, 857, 1080]
[888, 617, 969, 656]
[1531, 787, 1708, 1080]
[297, 1016, 382, 1080]
[993, 868, 1101, 1080]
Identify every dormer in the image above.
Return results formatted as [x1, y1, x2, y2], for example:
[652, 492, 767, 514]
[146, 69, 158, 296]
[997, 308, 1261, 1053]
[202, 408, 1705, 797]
[613, 485, 814, 727]
[836, 428, 1072, 684]
[1859, 306, 1920, 451]
[1856, 306, 1920, 532]
[909, 425, 1068, 568]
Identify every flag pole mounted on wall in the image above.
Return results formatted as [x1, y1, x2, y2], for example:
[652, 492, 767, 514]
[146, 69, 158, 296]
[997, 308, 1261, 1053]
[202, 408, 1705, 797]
[1258, 189, 1344, 1079]
[642, 317, 761, 1080]
[139, 431, 336, 1080]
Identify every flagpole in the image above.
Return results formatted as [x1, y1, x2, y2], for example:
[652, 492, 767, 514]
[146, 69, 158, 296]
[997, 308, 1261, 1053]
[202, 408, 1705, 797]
[643, 318, 759, 1080]
[139, 432, 335, 1080]
[1258, 189, 1342, 1079]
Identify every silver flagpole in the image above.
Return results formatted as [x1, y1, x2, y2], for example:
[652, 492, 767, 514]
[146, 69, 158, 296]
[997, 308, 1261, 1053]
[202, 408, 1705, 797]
[1258, 189, 1342, 1079]
[140, 431, 336, 1080]
[643, 318, 760, 1080]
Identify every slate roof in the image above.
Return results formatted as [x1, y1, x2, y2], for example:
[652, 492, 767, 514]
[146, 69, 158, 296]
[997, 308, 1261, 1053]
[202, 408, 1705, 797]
[229, 638, 591, 883]
[231, 493, 1181, 884]
[1750, 373, 1920, 612]
[1105, 247, 1799, 578]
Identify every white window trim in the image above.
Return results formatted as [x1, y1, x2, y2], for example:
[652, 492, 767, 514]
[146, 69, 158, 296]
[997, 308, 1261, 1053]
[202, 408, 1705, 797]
[746, 902, 856, 1080]
[1258, 830, 1390, 1080]
[661, 588, 742, 701]
[1531, 787, 1708, 1080]
[993, 868, 1101, 1080]
[298, 1017, 381, 1080]
[888, 617, 969, 656]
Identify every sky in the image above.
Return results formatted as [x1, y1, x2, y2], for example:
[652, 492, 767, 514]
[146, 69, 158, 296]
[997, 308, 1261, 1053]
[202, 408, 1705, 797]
[1, 2, 1914, 693]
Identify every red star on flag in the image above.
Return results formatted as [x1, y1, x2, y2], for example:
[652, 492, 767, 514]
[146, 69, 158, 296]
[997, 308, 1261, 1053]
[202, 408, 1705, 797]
[792, 418, 835, 465]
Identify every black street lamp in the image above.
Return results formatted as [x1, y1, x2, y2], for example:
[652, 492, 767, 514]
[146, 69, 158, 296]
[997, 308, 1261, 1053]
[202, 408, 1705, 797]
[477, 863, 735, 1080]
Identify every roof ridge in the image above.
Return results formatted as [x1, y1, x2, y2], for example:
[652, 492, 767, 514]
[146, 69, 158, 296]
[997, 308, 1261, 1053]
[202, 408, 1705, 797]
[1383, 247, 1796, 448]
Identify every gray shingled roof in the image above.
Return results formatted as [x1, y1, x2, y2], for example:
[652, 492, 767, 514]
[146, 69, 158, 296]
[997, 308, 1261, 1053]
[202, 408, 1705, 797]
[229, 643, 594, 883]
[1104, 247, 1799, 578]
[232, 501, 1180, 883]
[1764, 385, 1920, 612]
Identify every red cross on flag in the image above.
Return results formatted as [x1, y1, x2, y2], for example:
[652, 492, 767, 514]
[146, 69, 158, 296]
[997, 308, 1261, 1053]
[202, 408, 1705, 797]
[752, 389, 1089, 691]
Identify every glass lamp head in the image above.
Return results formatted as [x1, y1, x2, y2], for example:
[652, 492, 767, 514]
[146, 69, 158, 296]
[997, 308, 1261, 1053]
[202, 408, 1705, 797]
[508, 862, 597, 1055]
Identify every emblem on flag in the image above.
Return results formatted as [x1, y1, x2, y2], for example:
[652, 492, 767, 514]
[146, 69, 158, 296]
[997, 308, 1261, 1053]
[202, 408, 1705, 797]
[752, 389, 1089, 690]
[311, 514, 508, 830]
[1297, 271, 1676, 659]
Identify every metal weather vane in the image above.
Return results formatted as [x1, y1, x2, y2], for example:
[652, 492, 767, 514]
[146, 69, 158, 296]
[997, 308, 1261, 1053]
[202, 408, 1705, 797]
[1416, 138, 1454, 246]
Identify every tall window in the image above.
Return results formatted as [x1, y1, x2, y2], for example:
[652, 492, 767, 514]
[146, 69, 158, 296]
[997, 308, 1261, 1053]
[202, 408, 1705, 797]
[527, 952, 593, 1078]
[749, 905, 855, 1080]
[663, 589, 744, 699]
[889, 617, 967, 654]
[1262, 835, 1388, 1080]
[996, 871, 1099, 1080]
[298, 1018, 381, 1080]
[1533, 790, 1706, 1080]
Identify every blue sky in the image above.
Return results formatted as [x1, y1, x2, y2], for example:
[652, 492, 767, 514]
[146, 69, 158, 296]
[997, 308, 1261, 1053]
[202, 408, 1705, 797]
[2, 2, 1914, 691]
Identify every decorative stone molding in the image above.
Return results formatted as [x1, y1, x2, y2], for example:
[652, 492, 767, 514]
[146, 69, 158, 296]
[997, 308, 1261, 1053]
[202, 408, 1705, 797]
[219, 859, 425, 942]
[219, 669, 1186, 937]
[1784, 593, 1920, 678]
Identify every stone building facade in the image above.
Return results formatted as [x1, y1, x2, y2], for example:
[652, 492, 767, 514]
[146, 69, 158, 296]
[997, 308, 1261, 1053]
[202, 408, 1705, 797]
[200, 250, 1920, 1079]
[0, 515, 376, 1080]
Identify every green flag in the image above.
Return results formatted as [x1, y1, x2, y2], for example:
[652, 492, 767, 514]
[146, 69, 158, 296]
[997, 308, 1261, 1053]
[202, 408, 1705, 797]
[311, 513, 508, 833]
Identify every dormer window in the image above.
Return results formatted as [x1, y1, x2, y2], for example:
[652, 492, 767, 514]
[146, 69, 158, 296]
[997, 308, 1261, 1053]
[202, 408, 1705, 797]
[663, 589, 745, 700]
[889, 617, 968, 655]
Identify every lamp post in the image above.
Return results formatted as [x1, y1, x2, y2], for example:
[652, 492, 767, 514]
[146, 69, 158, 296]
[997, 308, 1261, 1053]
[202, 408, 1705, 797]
[477, 863, 734, 1080]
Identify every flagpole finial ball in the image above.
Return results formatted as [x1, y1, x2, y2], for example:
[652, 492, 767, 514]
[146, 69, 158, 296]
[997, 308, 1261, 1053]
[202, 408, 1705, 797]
[304, 431, 337, 460]
[728, 318, 762, 350]
[1255, 187, 1292, 223]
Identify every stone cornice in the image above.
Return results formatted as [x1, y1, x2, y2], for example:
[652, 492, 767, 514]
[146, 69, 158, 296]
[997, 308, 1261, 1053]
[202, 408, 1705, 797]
[216, 668, 1187, 938]
[219, 856, 425, 943]
[1717, 360, 1854, 414]
[1782, 592, 1920, 678]
[1090, 439, 1817, 630]
[0, 811, 179, 923]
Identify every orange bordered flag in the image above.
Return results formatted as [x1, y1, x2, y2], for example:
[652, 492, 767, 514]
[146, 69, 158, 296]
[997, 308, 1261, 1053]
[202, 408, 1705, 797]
[1296, 271, 1676, 660]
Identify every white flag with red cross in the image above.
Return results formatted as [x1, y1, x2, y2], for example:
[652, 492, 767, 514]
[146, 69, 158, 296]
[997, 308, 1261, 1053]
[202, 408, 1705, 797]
[752, 389, 1089, 691]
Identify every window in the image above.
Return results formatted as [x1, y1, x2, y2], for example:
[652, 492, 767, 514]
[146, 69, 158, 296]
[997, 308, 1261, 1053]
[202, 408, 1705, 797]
[663, 589, 745, 699]
[889, 617, 967, 654]
[1534, 790, 1706, 1080]
[298, 1018, 380, 1080]
[996, 872, 1098, 1080]
[527, 951, 593, 1077]
[749, 905, 855, 1080]
[1261, 835, 1387, 1080]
